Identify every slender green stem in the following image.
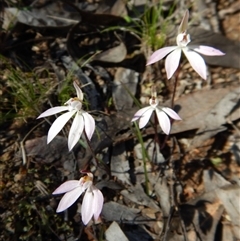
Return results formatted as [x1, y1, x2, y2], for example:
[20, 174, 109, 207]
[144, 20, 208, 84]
[133, 122, 150, 195]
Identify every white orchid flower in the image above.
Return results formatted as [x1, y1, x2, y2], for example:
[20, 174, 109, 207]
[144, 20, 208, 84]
[146, 10, 225, 79]
[52, 172, 104, 225]
[37, 81, 95, 151]
[131, 88, 181, 135]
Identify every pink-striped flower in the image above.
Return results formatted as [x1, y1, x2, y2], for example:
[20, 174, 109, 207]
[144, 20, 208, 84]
[147, 10, 225, 79]
[52, 172, 103, 225]
[37, 81, 95, 151]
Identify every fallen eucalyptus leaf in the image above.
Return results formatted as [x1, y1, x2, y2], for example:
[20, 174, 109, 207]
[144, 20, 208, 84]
[121, 183, 160, 210]
[3, 5, 80, 28]
[171, 86, 240, 135]
[102, 202, 142, 224]
[105, 221, 129, 241]
[112, 67, 139, 110]
[92, 42, 127, 63]
[111, 143, 131, 185]
[216, 186, 240, 239]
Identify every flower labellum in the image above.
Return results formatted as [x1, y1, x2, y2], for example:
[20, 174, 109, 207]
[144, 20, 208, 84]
[52, 172, 104, 225]
[147, 10, 225, 79]
[37, 81, 95, 151]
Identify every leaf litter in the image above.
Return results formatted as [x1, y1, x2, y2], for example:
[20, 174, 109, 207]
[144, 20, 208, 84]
[0, 0, 239, 240]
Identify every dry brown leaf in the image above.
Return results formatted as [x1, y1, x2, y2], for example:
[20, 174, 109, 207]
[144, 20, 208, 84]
[171, 87, 240, 134]
[105, 221, 129, 241]
[111, 143, 131, 185]
[121, 183, 160, 210]
[112, 68, 139, 111]
[92, 42, 127, 63]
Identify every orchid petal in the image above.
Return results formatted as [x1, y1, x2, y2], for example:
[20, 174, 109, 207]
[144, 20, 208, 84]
[81, 189, 95, 225]
[56, 186, 83, 212]
[52, 180, 80, 195]
[146, 46, 178, 65]
[165, 48, 182, 79]
[138, 107, 154, 129]
[47, 110, 76, 144]
[155, 109, 171, 135]
[178, 10, 189, 34]
[191, 45, 225, 56]
[131, 106, 151, 122]
[68, 113, 84, 151]
[132, 106, 154, 129]
[73, 81, 83, 100]
[37, 106, 69, 119]
[162, 107, 182, 120]
[92, 187, 104, 221]
[183, 48, 207, 79]
[82, 112, 95, 141]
